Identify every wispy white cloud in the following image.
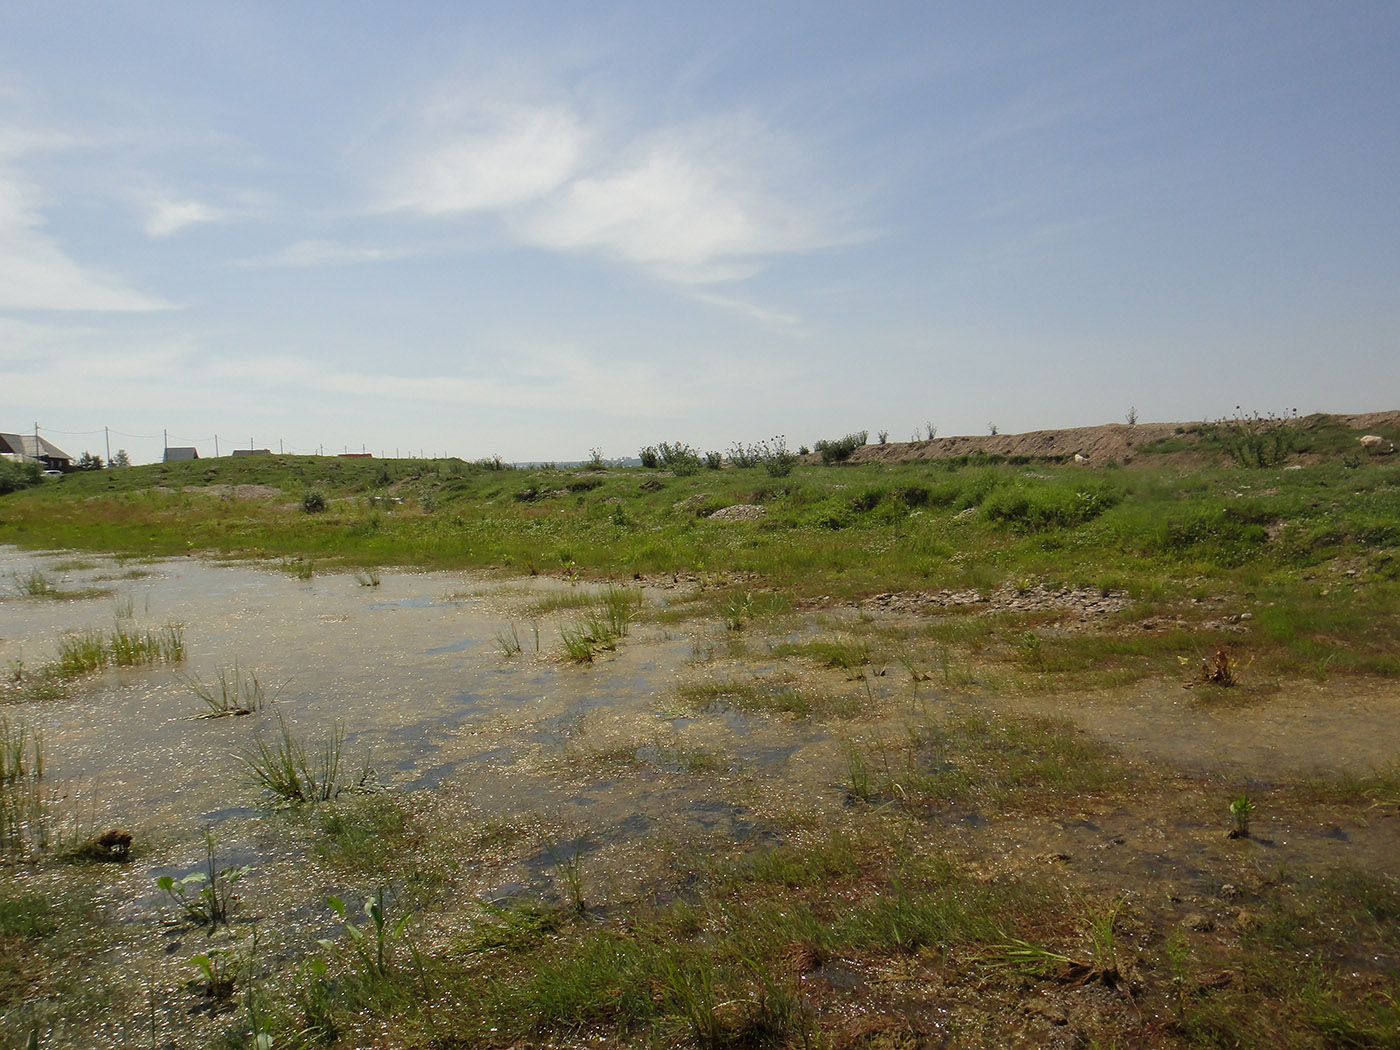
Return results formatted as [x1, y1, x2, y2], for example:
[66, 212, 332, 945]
[0, 166, 172, 312]
[371, 87, 865, 285]
[685, 289, 803, 331]
[253, 345, 685, 417]
[517, 115, 858, 283]
[143, 196, 227, 237]
[235, 238, 421, 268]
[378, 99, 587, 214]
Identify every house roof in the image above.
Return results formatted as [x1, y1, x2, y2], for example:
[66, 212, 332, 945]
[163, 447, 199, 462]
[0, 433, 72, 462]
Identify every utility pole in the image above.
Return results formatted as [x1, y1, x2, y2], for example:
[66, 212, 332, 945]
[105, 426, 111, 464]
[214, 434, 219, 457]
[279, 439, 284, 455]
[33, 422, 39, 465]
[163, 429, 168, 462]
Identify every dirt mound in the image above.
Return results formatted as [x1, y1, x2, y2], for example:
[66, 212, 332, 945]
[846, 412, 1400, 467]
[850, 422, 1180, 466]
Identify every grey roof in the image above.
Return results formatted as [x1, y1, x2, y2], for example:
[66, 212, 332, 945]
[163, 447, 200, 462]
[0, 433, 72, 462]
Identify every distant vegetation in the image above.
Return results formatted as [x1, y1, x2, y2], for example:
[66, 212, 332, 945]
[0, 414, 1397, 680]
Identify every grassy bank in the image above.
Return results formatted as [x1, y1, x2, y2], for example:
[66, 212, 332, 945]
[4, 437, 1400, 684]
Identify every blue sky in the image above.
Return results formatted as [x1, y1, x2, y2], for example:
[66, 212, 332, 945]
[1, 2, 1396, 464]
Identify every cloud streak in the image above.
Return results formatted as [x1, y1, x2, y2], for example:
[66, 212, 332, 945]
[235, 238, 422, 268]
[378, 100, 587, 214]
[143, 196, 228, 237]
[373, 90, 863, 284]
[0, 166, 172, 311]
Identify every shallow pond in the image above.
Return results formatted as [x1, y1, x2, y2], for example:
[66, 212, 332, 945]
[0, 548, 847, 851]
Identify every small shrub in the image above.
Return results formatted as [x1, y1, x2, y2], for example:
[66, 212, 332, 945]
[1201, 409, 1301, 467]
[302, 489, 328, 513]
[657, 442, 702, 476]
[704, 450, 722, 470]
[0, 459, 42, 495]
[756, 437, 797, 478]
[814, 430, 868, 465]
[726, 443, 760, 468]
[638, 446, 660, 469]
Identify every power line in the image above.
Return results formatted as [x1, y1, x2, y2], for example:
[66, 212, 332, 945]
[108, 428, 163, 440]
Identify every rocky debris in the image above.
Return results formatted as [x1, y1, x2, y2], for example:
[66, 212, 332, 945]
[708, 504, 767, 522]
[863, 583, 1132, 618]
[674, 493, 713, 514]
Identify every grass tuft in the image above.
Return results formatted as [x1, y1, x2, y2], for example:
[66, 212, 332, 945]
[241, 714, 374, 804]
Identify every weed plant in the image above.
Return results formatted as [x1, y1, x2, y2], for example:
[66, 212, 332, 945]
[321, 887, 412, 980]
[560, 623, 598, 662]
[598, 584, 640, 637]
[185, 663, 273, 717]
[52, 622, 183, 677]
[0, 717, 41, 782]
[1229, 794, 1256, 838]
[241, 715, 374, 804]
[13, 569, 57, 597]
[155, 832, 247, 929]
[494, 622, 523, 657]
[540, 832, 588, 915]
[0, 717, 45, 857]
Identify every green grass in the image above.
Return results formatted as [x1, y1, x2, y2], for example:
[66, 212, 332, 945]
[52, 622, 183, 676]
[241, 715, 374, 804]
[184, 663, 273, 717]
[846, 713, 1128, 809]
[675, 678, 862, 719]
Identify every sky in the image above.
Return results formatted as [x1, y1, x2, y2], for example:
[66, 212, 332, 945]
[1, 2, 1397, 465]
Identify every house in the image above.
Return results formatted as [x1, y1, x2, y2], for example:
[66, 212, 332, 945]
[0, 433, 72, 471]
[163, 447, 199, 462]
[231, 449, 272, 457]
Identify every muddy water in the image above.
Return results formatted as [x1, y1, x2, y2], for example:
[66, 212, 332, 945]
[0, 549, 840, 884]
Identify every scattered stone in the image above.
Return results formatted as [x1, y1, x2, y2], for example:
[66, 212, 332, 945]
[863, 583, 1131, 619]
[1181, 912, 1215, 932]
[708, 504, 766, 521]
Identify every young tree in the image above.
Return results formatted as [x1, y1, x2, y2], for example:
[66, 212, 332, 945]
[109, 449, 131, 468]
[77, 451, 104, 471]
